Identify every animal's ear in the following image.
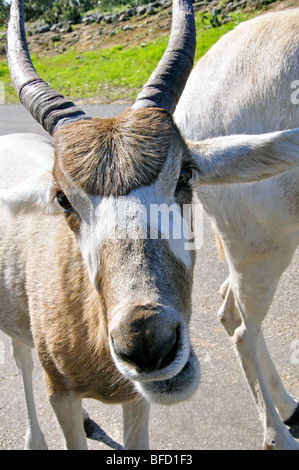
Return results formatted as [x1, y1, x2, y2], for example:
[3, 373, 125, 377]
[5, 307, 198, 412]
[0, 175, 60, 216]
[188, 129, 299, 185]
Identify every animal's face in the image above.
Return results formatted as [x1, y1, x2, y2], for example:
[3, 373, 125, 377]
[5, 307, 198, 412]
[52, 107, 200, 404]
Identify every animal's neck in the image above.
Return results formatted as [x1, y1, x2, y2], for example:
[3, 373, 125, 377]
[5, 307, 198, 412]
[26, 215, 136, 401]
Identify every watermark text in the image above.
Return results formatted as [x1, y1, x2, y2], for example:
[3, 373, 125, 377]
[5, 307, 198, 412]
[0, 340, 5, 365]
[291, 80, 299, 105]
[290, 339, 299, 365]
[98, 198, 204, 251]
[0, 81, 4, 105]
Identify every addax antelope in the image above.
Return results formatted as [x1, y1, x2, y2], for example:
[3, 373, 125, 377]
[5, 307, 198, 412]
[175, 7, 299, 450]
[0, 0, 299, 450]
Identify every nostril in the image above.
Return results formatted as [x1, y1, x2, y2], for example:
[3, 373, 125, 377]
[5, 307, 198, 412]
[110, 320, 181, 374]
[111, 335, 143, 372]
[159, 326, 180, 370]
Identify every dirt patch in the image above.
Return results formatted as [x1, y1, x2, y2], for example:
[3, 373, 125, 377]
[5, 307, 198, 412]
[1, 0, 298, 60]
[25, 11, 171, 57]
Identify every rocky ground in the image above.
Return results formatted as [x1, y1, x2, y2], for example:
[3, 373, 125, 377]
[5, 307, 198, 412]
[0, 0, 298, 58]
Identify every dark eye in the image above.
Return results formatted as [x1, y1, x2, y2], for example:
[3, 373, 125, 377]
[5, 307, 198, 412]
[175, 167, 193, 196]
[56, 191, 73, 213]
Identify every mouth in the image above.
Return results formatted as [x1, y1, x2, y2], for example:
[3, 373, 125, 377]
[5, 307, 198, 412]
[134, 349, 200, 405]
[109, 321, 200, 405]
[109, 325, 191, 384]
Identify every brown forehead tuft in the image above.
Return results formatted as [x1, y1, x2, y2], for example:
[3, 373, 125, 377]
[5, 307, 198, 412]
[53, 108, 181, 197]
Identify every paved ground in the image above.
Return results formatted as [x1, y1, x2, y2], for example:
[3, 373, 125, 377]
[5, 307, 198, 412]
[0, 104, 298, 450]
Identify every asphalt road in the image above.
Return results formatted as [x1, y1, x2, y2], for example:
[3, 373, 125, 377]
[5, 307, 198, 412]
[0, 104, 298, 450]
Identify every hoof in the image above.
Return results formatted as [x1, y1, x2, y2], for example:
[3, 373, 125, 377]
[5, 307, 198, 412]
[284, 404, 299, 426]
[263, 440, 276, 450]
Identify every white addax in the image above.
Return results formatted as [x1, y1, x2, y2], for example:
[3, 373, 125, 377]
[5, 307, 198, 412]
[175, 8, 299, 450]
[1, 1, 299, 451]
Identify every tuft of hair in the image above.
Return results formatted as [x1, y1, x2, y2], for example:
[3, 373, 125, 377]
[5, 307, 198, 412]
[213, 227, 225, 261]
[53, 108, 180, 197]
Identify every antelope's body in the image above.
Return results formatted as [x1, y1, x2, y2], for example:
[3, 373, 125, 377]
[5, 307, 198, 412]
[1, 1, 299, 450]
[175, 9, 299, 450]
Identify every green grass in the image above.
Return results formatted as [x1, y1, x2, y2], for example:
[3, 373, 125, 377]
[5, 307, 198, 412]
[0, 11, 251, 104]
[194, 11, 252, 62]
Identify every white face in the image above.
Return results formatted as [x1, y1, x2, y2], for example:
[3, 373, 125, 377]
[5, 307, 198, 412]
[56, 139, 199, 289]
[76, 190, 195, 288]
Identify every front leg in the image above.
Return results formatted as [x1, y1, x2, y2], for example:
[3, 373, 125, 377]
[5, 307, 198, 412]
[122, 397, 150, 450]
[49, 393, 88, 450]
[11, 338, 47, 450]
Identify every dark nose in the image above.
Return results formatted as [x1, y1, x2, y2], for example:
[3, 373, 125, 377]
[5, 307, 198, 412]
[110, 309, 180, 374]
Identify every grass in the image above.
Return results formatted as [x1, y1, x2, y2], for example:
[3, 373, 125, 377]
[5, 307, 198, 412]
[0, 11, 251, 104]
[194, 11, 252, 61]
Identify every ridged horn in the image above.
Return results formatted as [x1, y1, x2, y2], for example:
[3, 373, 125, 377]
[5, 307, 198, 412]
[7, 0, 90, 136]
[132, 0, 196, 114]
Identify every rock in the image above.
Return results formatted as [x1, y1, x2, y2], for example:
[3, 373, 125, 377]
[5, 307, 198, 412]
[61, 24, 73, 33]
[50, 24, 60, 32]
[96, 14, 104, 24]
[82, 15, 94, 25]
[51, 34, 61, 42]
[103, 14, 116, 24]
[70, 33, 79, 43]
[122, 24, 133, 32]
[126, 8, 136, 17]
[224, 0, 247, 12]
[221, 16, 233, 24]
[82, 12, 103, 24]
[136, 5, 147, 16]
[160, 0, 171, 7]
[119, 12, 128, 22]
[146, 4, 155, 15]
[193, 1, 209, 7]
[34, 24, 50, 34]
